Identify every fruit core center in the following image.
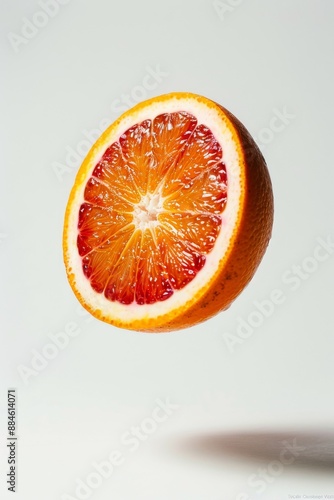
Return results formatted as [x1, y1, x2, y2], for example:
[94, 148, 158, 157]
[133, 193, 163, 230]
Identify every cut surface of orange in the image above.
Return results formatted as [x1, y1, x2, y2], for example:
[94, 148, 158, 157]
[63, 92, 273, 332]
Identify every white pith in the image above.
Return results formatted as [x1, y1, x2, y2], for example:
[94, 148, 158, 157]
[133, 192, 163, 230]
[65, 95, 243, 323]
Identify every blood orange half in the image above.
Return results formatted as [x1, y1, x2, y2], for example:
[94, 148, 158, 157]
[63, 92, 273, 332]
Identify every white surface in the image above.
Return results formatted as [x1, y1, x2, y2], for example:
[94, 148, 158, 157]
[1, 1, 334, 499]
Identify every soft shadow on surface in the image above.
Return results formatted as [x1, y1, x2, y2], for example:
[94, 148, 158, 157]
[171, 431, 334, 470]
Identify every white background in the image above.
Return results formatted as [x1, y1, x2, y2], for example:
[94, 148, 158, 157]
[1, 0, 334, 499]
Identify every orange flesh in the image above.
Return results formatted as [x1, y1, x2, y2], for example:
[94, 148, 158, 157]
[77, 111, 228, 305]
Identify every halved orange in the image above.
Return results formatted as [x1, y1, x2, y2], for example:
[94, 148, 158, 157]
[63, 92, 273, 332]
